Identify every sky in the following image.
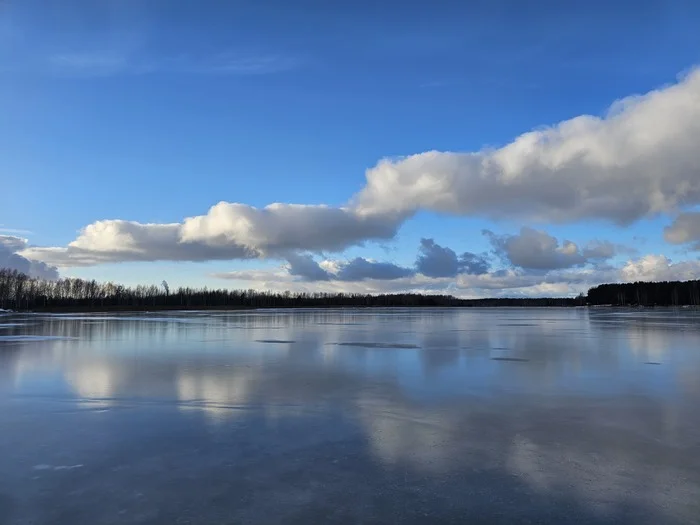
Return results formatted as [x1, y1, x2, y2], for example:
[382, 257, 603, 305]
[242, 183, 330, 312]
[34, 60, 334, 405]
[2, 0, 700, 298]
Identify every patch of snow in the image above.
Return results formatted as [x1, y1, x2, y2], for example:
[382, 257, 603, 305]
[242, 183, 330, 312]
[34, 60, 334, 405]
[33, 464, 84, 471]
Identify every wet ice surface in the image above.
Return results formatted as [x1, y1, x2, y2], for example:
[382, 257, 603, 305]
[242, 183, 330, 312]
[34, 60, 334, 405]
[1, 308, 700, 524]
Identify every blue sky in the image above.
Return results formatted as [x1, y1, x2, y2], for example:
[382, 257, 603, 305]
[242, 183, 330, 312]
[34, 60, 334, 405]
[2, 0, 700, 296]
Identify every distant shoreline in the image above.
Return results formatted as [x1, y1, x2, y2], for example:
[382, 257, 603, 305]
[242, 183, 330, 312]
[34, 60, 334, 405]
[8, 303, 584, 314]
[2, 303, 700, 314]
[2, 267, 699, 312]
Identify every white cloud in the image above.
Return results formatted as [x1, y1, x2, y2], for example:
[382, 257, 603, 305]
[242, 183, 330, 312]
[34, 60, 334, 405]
[223, 254, 414, 284]
[620, 255, 700, 282]
[0, 235, 59, 279]
[19, 68, 700, 284]
[213, 261, 595, 298]
[273, 235, 612, 291]
[20, 220, 250, 267]
[282, 240, 490, 284]
[215, 264, 451, 295]
[180, 202, 398, 254]
[0, 236, 26, 253]
[356, 69, 700, 224]
[20, 203, 401, 267]
[0, 226, 33, 235]
[212, 250, 700, 298]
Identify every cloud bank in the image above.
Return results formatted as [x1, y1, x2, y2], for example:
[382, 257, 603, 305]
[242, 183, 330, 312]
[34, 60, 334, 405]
[283, 253, 414, 283]
[12, 68, 700, 293]
[268, 238, 491, 285]
[216, 251, 699, 299]
[213, 234, 690, 299]
[0, 236, 59, 280]
[620, 254, 700, 282]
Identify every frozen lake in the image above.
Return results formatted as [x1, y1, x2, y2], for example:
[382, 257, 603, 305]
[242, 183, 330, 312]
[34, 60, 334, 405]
[1, 307, 700, 524]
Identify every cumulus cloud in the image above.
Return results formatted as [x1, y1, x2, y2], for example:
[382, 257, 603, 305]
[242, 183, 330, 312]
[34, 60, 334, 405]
[450, 268, 608, 294]
[283, 254, 413, 282]
[451, 256, 697, 296]
[219, 255, 414, 285]
[0, 236, 59, 279]
[213, 263, 599, 299]
[356, 69, 700, 224]
[285, 239, 488, 284]
[211, 233, 640, 297]
[664, 212, 700, 249]
[334, 258, 414, 281]
[215, 268, 453, 296]
[214, 250, 695, 299]
[179, 202, 399, 254]
[620, 255, 700, 282]
[20, 203, 402, 267]
[484, 227, 616, 270]
[213, 236, 621, 298]
[416, 238, 489, 277]
[221, 254, 700, 299]
[19, 68, 700, 280]
[0, 236, 26, 254]
[285, 253, 331, 282]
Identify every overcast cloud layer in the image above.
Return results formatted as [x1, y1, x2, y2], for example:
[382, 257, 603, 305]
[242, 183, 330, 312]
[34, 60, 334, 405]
[10, 69, 700, 293]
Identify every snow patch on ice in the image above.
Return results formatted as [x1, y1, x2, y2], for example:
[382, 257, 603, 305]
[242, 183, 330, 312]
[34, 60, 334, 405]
[33, 464, 84, 471]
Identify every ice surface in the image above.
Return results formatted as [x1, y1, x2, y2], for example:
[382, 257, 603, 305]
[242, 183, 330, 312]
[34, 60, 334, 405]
[1, 307, 699, 524]
[0, 335, 75, 342]
[330, 341, 420, 349]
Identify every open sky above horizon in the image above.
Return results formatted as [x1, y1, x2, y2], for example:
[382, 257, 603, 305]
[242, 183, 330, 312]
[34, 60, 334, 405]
[2, 0, 700, 298]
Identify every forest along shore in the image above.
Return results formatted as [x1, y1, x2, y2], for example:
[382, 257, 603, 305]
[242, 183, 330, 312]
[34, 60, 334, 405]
[2, 268, 700, 312]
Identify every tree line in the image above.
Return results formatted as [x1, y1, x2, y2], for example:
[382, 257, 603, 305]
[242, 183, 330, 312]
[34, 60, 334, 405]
[587, 280, 700, 306]
[0, 267, 581, 311]
[5, 267, 700, 311]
